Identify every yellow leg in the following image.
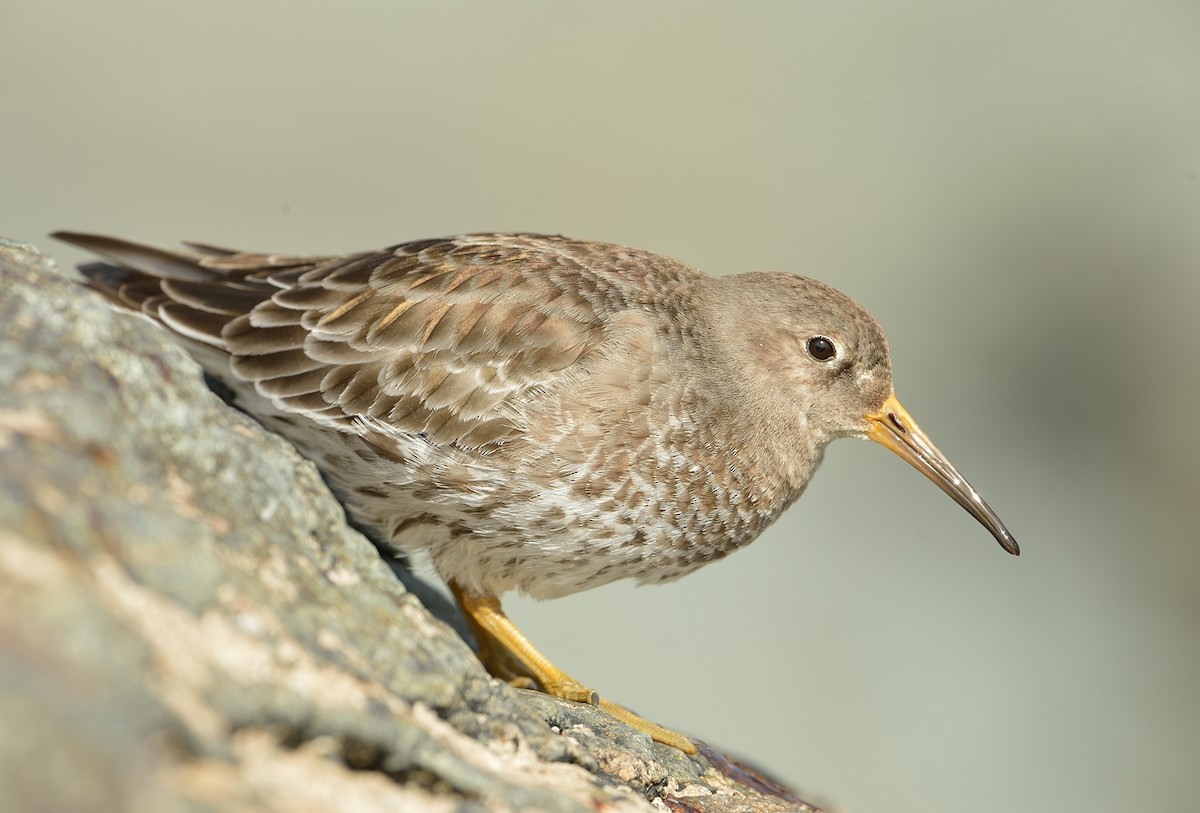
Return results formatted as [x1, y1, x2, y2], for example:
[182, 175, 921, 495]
[450, 581, 696, 755]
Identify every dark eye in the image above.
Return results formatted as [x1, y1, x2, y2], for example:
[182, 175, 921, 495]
[806, 336, 837, 362]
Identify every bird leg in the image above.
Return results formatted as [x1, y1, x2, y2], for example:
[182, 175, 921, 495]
[449, 581, 697, 755]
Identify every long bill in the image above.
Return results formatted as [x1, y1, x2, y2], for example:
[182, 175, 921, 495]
[866, 393, 1019, 556]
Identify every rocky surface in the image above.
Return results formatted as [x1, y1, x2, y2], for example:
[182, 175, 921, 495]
[0, 239, 829, 813]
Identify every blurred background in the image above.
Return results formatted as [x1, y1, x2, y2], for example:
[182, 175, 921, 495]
[3, 2, 1197, 812]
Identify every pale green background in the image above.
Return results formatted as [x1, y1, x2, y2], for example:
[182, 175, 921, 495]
[4, 3, 1198, 812]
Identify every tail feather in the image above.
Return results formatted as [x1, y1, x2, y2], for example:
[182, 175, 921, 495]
[51, 231, 218, 281]
[179, 239, 244, 258]
[52, 231, 277, 350]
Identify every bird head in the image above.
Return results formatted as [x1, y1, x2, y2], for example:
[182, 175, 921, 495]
[718, 272, 1018, 556]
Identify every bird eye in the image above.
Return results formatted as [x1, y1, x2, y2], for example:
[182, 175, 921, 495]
[806, 336, 837, 362]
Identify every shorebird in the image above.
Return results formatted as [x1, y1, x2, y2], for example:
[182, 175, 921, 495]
[55, 230, 1018, 754]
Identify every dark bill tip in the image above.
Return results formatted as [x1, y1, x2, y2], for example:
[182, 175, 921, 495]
[866, 394, 1019, 557]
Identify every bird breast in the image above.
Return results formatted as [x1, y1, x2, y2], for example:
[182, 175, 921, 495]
[317, 308, 804, 600]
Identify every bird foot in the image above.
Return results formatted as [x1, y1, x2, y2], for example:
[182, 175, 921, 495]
[539, 675, 600, 706]
[597, 697, 697, 754]
[449, 581, 697, 754]
[518, 668, 694, 753]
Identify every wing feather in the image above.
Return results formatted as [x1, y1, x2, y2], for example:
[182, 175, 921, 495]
[58, 232, 671, 453]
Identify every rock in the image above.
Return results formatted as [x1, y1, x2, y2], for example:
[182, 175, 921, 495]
[0, 239, 827, 813]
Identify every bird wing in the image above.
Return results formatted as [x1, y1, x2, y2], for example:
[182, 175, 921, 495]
[56, 232, 620, 450]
